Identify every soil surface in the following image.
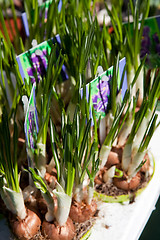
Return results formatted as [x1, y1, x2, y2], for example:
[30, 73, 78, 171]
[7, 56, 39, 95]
[95, 172, 151, 197]
[95, 145, 152, 202]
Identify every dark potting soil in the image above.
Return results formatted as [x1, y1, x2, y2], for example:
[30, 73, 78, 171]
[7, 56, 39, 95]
[94, 145, 152, 201]
[95, 171, 151, 201]
[95, 182, 128, 196]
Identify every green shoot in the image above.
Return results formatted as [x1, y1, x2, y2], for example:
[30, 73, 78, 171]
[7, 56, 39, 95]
[50, 114, 75, 197]
[0, 107, 19, 193]
[28, 167, 55, 222]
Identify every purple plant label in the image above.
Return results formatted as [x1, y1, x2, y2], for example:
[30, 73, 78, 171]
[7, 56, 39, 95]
[81, 57, 127, 121]
[16, 36, 68, 84]
[91, 73, 111, 119]
[16, 39, 52, 84]
[24, 83, 39, 152]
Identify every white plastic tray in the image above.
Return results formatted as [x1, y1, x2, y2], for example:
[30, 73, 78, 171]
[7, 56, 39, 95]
[89, 111, 160, 240]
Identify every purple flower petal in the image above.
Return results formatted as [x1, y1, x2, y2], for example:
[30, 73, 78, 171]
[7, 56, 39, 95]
[153, 33, 159, 44]
[143, 26, 150, 36]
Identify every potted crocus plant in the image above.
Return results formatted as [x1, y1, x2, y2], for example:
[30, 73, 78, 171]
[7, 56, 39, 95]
[95, 68, 160, 202]
[26, 103, 99, 240]
[0, 108, 41, 240]
[93, 0, 159, 203]
[68, 105, 99, 225]
[27, 109, 76, 240]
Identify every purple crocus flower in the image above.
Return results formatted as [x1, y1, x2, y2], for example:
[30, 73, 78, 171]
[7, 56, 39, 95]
[98, 79, 110, 97]
[27, 49, 47, 83]
[140, 26, 151, 61]
[140, 25, 160, 67]
[28, 111, 36, 149]
[152, 33, 159, 44]
[141, 36, 150, 50]
[92, 94, 99, 104]
[93, 99, 108, 113]
[27, 67, 35, 83]
[153, 33, 160, 56]
[142, 26, 150, 37]
[141, 36, 150, 56]
[92, 77, 110, 113]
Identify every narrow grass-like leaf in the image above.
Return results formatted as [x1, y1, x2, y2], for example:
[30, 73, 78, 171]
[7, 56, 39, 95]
[139, 113, 158, 152]
[49, 118, 60, 181]
[28, 167, 48, 193]
[0, 9, 11, 46]
[78, 119, 91, 163]
[131, 55, 147, 88]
